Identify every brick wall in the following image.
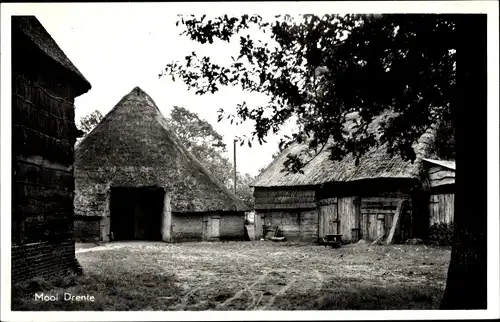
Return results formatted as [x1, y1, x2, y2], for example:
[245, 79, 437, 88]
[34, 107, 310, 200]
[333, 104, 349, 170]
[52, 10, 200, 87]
[11, 239, 82, 284]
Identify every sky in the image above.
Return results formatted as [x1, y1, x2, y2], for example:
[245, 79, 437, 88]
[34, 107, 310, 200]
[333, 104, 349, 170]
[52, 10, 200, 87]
[22, 5, 299, 177]
[2, 2, 498, 177]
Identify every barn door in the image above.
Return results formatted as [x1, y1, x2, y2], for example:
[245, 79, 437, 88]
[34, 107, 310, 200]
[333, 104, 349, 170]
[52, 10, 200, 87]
[318, 198, 339, 240]
[360, 212, 380, 241]
[360, 197, 399, 241]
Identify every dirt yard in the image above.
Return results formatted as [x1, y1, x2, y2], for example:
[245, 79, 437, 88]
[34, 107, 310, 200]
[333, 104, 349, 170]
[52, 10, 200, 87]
[12, 241, 451, 310]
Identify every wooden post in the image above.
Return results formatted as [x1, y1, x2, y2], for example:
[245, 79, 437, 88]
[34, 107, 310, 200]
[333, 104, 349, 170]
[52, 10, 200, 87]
[385, 199, 406, 245]
[101, 187, 111, 242]
[254, 212, 263, 240]
[161, 192, 172, 242]
[233, 139, 237, 194]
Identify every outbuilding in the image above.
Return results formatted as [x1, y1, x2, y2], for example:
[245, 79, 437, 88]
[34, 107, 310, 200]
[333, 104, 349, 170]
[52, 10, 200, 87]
[251, 112, 441, 244]
[422, 158, 455, 225]
[11, 16, 92, 282]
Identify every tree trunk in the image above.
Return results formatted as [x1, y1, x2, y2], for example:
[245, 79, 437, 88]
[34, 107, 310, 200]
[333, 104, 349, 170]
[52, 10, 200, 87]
[440, 14, 487, 309]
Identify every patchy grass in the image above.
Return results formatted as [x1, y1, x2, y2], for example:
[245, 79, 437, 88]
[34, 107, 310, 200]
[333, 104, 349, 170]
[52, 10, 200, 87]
[12, 241, 450, 310]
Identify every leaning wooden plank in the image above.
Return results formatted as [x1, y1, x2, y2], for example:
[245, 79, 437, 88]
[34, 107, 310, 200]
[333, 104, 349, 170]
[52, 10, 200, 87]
[385, 199, 406, 244]
[371, 234, 385, 245]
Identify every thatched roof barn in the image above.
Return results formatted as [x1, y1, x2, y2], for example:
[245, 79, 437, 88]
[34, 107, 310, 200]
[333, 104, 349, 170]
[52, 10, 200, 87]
[74, 87, 248, 242]
[11, 16, 91, 283]
[251, 112, 440, 244]
[253, 112, 434, 187]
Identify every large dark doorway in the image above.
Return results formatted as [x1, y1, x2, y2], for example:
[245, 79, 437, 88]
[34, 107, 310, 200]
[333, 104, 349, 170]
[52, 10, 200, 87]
[110, 187, 164, 241]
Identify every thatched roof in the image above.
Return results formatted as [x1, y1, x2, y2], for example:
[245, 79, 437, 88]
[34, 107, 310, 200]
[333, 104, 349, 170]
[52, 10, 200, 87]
[76, 86, 248, 213]
[252, 112, 438, 188]
[12, 16, 91, 96]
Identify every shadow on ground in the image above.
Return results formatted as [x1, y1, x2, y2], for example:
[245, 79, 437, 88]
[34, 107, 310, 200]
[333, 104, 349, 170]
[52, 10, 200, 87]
[12, 270, 181, 311]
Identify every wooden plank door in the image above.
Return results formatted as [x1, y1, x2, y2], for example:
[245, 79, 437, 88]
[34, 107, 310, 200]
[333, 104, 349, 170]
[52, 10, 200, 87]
[429, 193, 454, 225]
[318, 198, 338, 239]
[210, 216, 220, 240]
[202, 215, 210, 241]
[360, 213, 379, 241]
[202, 215, 220, 241]
[429, 194, 439, 225]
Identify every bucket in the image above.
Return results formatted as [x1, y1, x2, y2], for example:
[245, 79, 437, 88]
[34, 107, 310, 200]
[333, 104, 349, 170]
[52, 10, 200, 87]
[264, 228, 275, 240]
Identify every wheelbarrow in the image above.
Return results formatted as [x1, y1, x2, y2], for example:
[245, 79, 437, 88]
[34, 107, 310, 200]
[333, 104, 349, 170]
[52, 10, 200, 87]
[322, 234, 343, 248]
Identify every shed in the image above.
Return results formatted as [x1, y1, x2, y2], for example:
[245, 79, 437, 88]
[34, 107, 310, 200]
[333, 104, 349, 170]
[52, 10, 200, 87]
[74, 87, 248, 242]
[251, 112, 437, 244]
[422, 158, 455, 225]
[11, 16, 92, 282]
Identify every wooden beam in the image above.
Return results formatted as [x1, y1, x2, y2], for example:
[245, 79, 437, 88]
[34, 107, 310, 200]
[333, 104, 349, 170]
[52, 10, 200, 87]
[385, 199, 407, 245]
[318, 198, 338, 206]
[161, 193, 172, 242]
[254, 213, 263, 240]
[371, 234, 385, 245]
[101, 191, 111, 242]
[233, 139, 237, 194]
[254, 203, 317, 210]
[430, 177, 455, 187]
[360, 209, 397, 214]
[429, 170, 456, 181]
[254, 196, 316, 204]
